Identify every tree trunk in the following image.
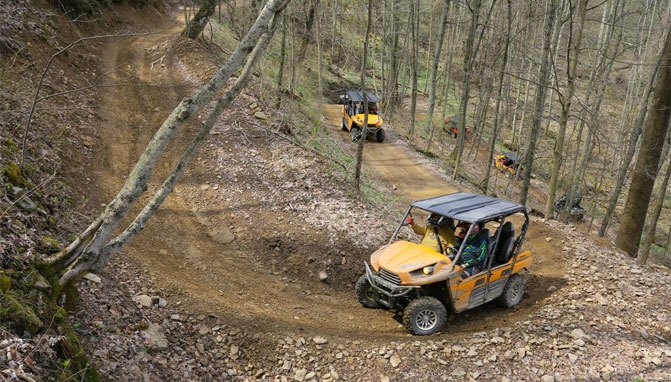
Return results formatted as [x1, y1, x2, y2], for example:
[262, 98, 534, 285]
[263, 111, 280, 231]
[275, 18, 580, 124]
[424, 0, 450, 134]
[483, 0, 511, 193]
[452, 0, 482, 180]
[409, 0, 419, 137]
[298, 0, 320, 61]
[615, 30, 671, 257]
[182, 0, 217, 39]
[638, 138, 671, 265]
[384, 0, 401, 112]
[545, 0, 587, 220]
[316, 1, 323, 103]
[598, 42, 664, 237]
[354, 0, 374, 193]
[275, 14, 287, 108]
[519, 0, 556, 205]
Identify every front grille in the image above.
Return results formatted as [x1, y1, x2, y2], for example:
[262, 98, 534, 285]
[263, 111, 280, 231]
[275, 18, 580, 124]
[378, 268, 401, 286]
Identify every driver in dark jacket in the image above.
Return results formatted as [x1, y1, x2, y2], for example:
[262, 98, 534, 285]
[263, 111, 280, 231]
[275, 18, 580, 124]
[451, 222, 487, 276]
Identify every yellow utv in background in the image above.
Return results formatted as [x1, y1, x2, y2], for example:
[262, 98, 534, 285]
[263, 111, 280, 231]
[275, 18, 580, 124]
[356, 192, 533, 335]
[339, 90, 385, 142]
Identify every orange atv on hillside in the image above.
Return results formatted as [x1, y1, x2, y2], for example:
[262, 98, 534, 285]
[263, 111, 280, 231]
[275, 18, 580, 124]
[356, 192, 532, 335]
[444, 115, 467, 138]
[339, 90, 385, 142]
[495, 151, 523, 177]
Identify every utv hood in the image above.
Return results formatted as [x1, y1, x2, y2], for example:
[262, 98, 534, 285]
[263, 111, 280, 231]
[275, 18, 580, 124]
[371, 241, 447, 274]
[353, 114, 383, 127]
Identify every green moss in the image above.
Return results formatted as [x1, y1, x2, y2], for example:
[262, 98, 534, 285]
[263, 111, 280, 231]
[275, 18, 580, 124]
[2, 162, 26, 187]
[1, 139, 19, 157]
[61, 321, 101, 382]
[0, 274, 11, 292]
[39, 236, 61, 252]
[0, 290, 43, 333]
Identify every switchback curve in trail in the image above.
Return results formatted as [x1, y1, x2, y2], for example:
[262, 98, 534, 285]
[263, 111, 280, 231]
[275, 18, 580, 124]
[90, 12, 566, 342]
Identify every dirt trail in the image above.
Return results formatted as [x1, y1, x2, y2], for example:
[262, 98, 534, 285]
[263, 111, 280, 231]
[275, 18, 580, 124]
[93, 16, 407, 339]
[323, 105, 459, 200]
[91, 15, 566, 342]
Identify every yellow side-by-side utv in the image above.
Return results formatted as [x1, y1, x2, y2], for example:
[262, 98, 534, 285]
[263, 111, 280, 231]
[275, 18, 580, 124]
[356, 192, 533, 335]
[339, 90, 385, 143]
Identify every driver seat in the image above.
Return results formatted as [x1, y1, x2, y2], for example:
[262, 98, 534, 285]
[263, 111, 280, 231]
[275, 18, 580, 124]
[495, 222, 515, 265]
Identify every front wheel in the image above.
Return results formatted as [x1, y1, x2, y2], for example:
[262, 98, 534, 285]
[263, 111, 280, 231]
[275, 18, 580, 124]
[402, 296, 447, 336]
[351, 126, 362, 142]
[341, 117, 348, 131]
[376, 128, 385, 143]
[355, 275, 381, 309]
[498, 274, 525, 308]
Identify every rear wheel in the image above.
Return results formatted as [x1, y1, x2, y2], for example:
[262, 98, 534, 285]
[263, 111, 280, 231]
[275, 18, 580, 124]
[351, 126, 362, 142]
[403, 296, 447, 336]
[498, 274, 525, 308]
[355, 275, 380, 309]
[341, 117, 348, 131]
[376, 128, 385, 143]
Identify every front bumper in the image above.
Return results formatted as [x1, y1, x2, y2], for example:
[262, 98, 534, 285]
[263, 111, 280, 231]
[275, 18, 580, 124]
[364, 263, 418, 309]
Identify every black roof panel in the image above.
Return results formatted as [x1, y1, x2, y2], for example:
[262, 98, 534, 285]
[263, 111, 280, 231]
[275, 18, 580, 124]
[345, 90, 380, 103]
[411, 192, 526, 223]
[502, 151, 521, 161]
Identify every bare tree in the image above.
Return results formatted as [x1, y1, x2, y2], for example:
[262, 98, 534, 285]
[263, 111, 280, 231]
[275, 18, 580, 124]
[519, 0, 557, 205]
[483, 0, 512, 193]
[544, 0, 587, 219]
[354, 0, 374, 193]
[452, 0, 482, 180]
[424, 0, 450, 135]
[409, 0, 419, 137]
[615, 29, 671, 257]
[43, 0, 291, 295]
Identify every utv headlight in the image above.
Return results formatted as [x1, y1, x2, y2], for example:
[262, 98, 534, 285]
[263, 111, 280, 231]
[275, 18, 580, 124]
[422, 265, 436, 275]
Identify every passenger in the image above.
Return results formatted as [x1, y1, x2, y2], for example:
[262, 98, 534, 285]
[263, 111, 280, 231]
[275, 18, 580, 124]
[451, 221, 487, 276]
[406, 213, 455, 254]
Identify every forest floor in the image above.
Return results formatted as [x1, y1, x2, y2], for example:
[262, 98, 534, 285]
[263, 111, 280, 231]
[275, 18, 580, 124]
[4, 5, 671, 382]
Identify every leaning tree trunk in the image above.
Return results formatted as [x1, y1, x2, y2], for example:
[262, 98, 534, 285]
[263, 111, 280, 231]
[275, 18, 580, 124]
[615, 30, 671, 257]
[182, 0, 217, 39]
[45, 0, 291, 293]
